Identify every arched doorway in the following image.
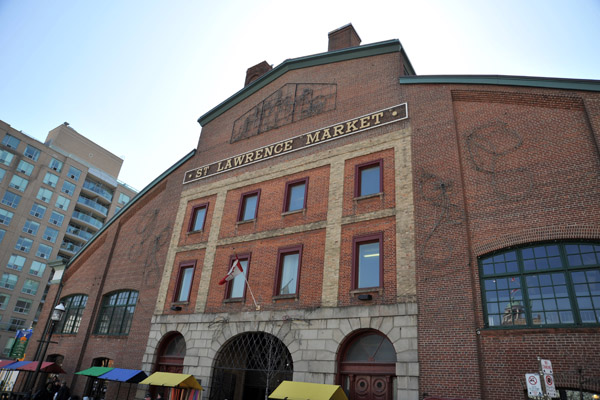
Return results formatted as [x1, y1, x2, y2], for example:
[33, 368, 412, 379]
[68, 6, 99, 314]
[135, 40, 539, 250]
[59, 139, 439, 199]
[337, 330, 397, 400]
[84, 357, 114, 400]
[209, 332, 293, 400]
[155, 332, 186, 373]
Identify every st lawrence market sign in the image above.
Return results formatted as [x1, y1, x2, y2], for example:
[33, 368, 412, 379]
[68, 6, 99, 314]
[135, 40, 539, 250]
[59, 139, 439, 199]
[183, 103, 408, 184]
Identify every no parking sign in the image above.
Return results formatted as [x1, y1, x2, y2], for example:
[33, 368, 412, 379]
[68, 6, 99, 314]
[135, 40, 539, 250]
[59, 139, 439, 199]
[526, 373, 542, 397]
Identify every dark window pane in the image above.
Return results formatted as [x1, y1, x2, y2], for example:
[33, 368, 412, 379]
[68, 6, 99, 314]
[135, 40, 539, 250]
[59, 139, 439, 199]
[359, 165, 380, 196]
[287, 183, 306, 211]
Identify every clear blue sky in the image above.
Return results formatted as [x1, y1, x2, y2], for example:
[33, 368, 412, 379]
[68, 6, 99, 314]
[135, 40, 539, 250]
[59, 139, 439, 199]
[1, 0, 599, 191]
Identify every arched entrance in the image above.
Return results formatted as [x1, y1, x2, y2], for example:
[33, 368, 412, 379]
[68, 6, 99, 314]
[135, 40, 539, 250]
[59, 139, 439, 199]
[155, 332, 186, 373]
[84, 357, 114, 400]
[209, 332, 293, 400]
[337, 330, 397, 400]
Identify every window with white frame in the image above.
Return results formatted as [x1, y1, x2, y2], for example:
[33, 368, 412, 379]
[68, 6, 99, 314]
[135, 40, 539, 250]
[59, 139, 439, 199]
[7, 255, 26, 271]
[36, 188, 53, 203]
[0, 273, 18, 290]
[13, 298, 32, 314]
[43, 172, 59, 188]
[21, 279, 39, 295]
[61, 181, 76, 196]
[9, 176, 28, 192]
[36, 243, 52, 259]
[16, 160, 34, 176]
[0, 293, 10, 310]
[1, 134, 20, 149]
[2, 191, 21, 208]
[0, 208, 14, 225]
[55, 196, 70, 211]
[49, 158, 63, 172]
[118, 193, 130, 205]
[49, 211, 64, 227]
[8, 317, 26, 331]
[22, 220, 40, 236]
[43, 226, 59, 243]
[30, 203, 46, 219]
[29, 261, 46, 277]
[0, 150, 14, 166]
[15, 237, 33, 253]
[23, 145, 40, 161]
[67, 166, 81, 181]
[0, 169, 4, 183]
[0, 228, 4, 242]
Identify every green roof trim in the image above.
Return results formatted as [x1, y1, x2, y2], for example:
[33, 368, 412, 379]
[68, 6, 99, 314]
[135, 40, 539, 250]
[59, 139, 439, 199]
[63, 148, 197, 268]
[198, 39, 407, 126]
[398, 75, 600, 92]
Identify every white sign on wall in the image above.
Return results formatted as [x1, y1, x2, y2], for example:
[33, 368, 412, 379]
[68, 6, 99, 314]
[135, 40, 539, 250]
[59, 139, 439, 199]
[541, 359, 553, 375]
[544, 373, 558, 398]
[526, 373, 543, 398]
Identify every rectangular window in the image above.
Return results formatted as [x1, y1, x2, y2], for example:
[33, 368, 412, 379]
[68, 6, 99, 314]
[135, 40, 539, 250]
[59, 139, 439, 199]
[1, 134, 20, 149]
[23, 145, 40, 161]
[174, 262, 196, 302]
[0, 208, 14, 225]
[49, 211, 65, 227]
[15, 237, 33, 253]
[0, 273, 18, 290]
[7, 255, 26, 271]
[238, 190, 260, 222]
[355, 160, 383, 197]
[283, 178, 308, 212]
[188, 204, 208, 232]
[36, 188, 53, 203]
[9, 175, 28, 192]
[17, 160, 34, 176]
[0, 228, 4, 242]
[2, 191, 21, 208]
[14, 298, 32, 314]
[43, 226, 59, 243]
[43, 172, 59, 188]
[30, 203, 46, 219]
[352, 233, 383, 289]
[8, 318, 26, 331]
[118, 193, 130, 205]
[21, 279, 39, 295]
[0, 168, 4, 182]
[55, 195, 70, 210]
[61, 181, 76, 196]
[0, 294, 10, 310]
[226, 255, 250, 299]
[0, 150, 14, 166]
[275, 246, 302, 296]
[22, 220, 40, 236]
[30, 261, 46, 277]
[67, 166, 81, 181]
[36, 243, 52, 260]
[49, 158, 63, 172]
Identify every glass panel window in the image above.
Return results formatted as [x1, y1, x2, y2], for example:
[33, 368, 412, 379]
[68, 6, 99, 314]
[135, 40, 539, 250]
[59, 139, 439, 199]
[0, 228, 4, 243]
[7, 255, 26, 271]
[58, 294, 88, 334]
[0, 168, 4, 182]
[16, 160, 34, 176]
[55, 195, 70, 211]
[226, 256, 249, 299]
[21, 279, 40, 295]
[30, 203, 46, 219]
[15, 237, 33, 253]
[0, 208, 15, 226]
[61, 181, 76, 196]
[23, 220, 40, 236]
[42, 227, 59, 243]
[0, 294, 10, 310]
[14, 298, 32, 314]
[9, 318, 26, 332]
[29, 261, 46, 277]
[118, 193, 130, 205]
[23, 145, 40, 161]
[2, 191, 21, 208]
[284, 178, 308, 212]
[67, 166, 81, 181]
[9, 176, 28, 192]
[238, 191, 260, 222]
[36, 243, 52, 259]
[356, 160, 382, 197]
[481, 242, 600, 328]
[188, 204, 208, 232]
[94, 290, 138, 335]
[276, 247, 302, 295]
[353, 234, 382, 289]
[0, 150, 14, 166]
[49, 158, 63, 172]
[49, 211, 65, 227]
[43, 172, 59, 188]
[174, 263, 195, 302]
[0, 273, 18, 290]
[1, 134, 20, 149]
[36, 188, 53, 203]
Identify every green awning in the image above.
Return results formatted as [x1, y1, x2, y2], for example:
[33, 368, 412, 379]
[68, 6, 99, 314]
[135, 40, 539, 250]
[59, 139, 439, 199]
[139, 372, 203, 389]
[269, 381, 348, 400]
[75, 367, 114, 377]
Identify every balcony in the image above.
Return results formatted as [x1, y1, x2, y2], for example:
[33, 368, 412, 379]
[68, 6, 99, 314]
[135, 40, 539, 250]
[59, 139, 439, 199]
[81, 180, 113, 202]
[71, 211, 103, 230]
[64, 225, 94, 243]
[60, 242, 82, 255]
[76, 195, 108, 217]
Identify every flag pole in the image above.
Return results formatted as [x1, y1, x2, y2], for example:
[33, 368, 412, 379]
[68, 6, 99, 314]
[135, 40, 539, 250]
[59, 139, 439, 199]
[243, 272, 260, 310]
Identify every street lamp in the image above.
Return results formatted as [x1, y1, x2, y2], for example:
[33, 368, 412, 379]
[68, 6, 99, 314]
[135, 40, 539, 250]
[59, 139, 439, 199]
[28, 303, 66, 395]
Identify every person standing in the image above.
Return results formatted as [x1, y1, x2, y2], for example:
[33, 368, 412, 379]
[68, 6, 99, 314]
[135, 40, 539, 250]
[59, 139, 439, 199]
[55, 381, 70, 400]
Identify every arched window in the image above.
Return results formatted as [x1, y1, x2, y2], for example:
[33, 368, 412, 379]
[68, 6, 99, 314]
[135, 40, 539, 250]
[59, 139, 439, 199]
[57, 294, 88, 334]
[155, 333, 186, 373]
[94, 290, 138, 335]
[480, 242, 600, 328]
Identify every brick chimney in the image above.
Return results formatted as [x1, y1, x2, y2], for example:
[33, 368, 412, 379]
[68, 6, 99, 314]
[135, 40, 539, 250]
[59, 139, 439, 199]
[245, 61, 272, 86]
[328, 23, 361, 51]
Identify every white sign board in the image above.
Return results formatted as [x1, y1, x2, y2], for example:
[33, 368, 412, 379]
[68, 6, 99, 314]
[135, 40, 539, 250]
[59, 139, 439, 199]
[541, 359, 553, 375]
[526, 373, 543, 398]
[544, 374, 558, 398]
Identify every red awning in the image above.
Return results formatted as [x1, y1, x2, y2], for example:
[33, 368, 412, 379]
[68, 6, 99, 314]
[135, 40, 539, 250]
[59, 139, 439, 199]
[0, 360, 17, 369]
[18, 362, 66, 374]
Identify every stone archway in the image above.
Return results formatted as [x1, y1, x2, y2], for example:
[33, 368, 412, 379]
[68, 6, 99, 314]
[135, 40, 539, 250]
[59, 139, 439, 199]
[155, 332, 186, 373]
[209, 331, 293, 400]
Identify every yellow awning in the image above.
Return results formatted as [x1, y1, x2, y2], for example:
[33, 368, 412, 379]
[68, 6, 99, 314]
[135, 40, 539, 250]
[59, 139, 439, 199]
[269, 381, 348, 400]
[139, 372, 203, 390]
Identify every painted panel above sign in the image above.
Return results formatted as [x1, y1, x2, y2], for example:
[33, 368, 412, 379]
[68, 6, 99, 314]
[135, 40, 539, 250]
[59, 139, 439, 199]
[231, 83, 337, 143]
[184, 103, 408, 185]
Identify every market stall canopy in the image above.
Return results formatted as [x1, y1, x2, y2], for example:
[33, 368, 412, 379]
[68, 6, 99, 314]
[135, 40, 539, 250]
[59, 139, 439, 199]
[140, 372, 203, 389]
[0, 360, 17, 368]
[269, 381, 348, 400]
[17, 361, 65, 374]
[75, 366, 114, 377]
[2, 361, 32, 370]
[99, 368, 147, 383]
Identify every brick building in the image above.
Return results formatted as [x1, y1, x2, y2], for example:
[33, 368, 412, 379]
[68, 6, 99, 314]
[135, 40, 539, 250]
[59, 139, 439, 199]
[31, 24, 599, 400]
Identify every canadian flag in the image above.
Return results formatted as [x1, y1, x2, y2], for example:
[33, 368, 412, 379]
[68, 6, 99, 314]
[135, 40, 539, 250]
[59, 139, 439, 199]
[219, 256, 244, 285]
